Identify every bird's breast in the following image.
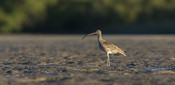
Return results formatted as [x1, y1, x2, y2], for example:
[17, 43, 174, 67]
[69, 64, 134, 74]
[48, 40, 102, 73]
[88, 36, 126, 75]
[98, 42, 105, 52]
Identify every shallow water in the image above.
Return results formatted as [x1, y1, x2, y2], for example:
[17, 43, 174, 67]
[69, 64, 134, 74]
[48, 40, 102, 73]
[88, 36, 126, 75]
[148, 67, 167, 71]
[143, 67, 167, 71]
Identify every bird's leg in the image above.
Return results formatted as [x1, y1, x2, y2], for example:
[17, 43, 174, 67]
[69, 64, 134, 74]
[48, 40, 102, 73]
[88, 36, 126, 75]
[107, 53, 110, 66]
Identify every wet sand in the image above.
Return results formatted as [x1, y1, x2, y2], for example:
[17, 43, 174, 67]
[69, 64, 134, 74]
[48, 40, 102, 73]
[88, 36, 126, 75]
[0, 35, 175, 85]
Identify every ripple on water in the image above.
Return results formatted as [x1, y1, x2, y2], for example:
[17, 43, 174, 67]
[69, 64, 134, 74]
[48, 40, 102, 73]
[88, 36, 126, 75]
[144, 67, 167, 71]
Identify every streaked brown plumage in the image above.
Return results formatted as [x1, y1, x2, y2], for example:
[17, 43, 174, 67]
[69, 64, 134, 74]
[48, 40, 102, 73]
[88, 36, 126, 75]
[82, 30, 126, 66]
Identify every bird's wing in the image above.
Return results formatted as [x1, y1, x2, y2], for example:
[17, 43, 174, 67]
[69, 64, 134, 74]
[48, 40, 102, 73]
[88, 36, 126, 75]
[102, 41, 126, 56]
[102, 41, 121, 51]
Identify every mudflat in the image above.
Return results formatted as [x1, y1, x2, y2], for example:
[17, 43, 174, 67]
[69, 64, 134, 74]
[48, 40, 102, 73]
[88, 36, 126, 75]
[0, 35, 175, 85]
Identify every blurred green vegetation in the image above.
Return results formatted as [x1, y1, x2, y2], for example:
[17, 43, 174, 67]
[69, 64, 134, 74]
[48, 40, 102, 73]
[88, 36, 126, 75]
[0, 0, 175, 33]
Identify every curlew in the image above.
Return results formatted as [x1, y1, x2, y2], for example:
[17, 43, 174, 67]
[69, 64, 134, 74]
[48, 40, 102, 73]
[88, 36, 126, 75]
[82, 30, 126, 66]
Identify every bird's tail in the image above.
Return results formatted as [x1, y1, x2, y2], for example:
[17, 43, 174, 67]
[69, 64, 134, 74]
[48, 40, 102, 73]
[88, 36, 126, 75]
[119, 50, 127, 56]
[121, 52, 126, 56]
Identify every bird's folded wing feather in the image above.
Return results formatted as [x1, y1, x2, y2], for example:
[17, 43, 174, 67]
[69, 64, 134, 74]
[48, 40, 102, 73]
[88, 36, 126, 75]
[102, 41, 119, 50]
[102, 41, 126, 56]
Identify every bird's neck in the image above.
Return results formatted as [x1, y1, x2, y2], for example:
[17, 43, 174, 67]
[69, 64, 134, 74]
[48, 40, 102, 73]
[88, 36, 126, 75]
[98, 33, 103, 42]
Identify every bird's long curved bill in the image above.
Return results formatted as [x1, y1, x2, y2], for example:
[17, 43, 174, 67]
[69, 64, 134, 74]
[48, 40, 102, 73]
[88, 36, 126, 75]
[81, 32, 96, 40]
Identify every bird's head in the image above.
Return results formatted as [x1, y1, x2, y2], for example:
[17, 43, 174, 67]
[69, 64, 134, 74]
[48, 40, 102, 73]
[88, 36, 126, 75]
[81, 29, 101, 40]
[96, 29, 102, 34]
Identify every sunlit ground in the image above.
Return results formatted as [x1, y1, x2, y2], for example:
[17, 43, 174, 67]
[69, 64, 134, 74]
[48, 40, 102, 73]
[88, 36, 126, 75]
[0, 35, 175, 85]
